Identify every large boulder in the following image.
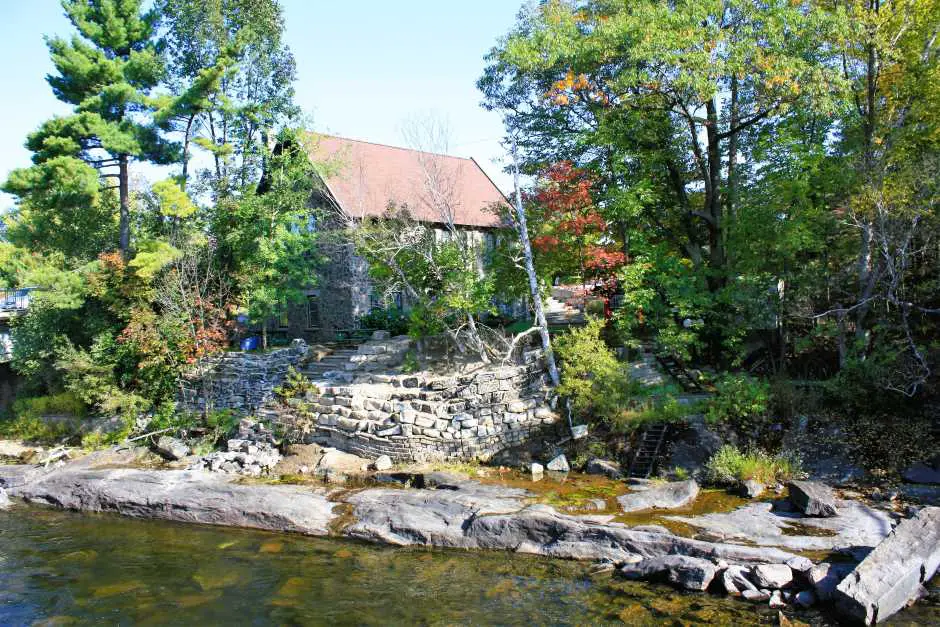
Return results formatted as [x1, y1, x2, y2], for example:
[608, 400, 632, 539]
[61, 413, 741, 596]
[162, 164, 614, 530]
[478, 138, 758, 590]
[617, 480, 699, 513]
[809, 562, 854, 602]
[738, 479, 765, 499]
[154, 436, 190, 461]
[788, 480, 838, 517]
[834, 506, 940, 625]
[619, 555, 717, 591]
[585, 458, 622, 479]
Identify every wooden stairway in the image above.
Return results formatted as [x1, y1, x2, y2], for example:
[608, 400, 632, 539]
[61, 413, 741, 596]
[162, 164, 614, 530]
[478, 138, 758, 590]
[628, 423, 671, 479]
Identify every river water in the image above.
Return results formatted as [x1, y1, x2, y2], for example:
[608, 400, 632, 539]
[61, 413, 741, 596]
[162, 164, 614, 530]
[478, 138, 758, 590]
[1, 506, 936, 625]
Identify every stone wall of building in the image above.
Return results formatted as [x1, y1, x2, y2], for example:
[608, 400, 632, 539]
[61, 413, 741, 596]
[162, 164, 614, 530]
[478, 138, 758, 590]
[179, 341, 307, 414]
[258, 350, 563, 462]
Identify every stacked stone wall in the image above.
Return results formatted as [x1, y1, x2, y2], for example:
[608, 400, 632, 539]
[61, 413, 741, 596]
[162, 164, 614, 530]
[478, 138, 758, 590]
[260, 351, 561, 462]
[179, 341, 307, 414]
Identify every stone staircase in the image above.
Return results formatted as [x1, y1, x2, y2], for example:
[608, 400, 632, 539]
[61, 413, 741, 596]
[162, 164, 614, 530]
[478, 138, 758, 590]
[544, 296, 586, 327]
[298, 347, 360, 380]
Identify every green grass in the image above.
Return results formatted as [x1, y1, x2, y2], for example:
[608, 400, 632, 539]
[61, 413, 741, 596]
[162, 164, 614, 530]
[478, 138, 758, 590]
[705, 445, 802, 486]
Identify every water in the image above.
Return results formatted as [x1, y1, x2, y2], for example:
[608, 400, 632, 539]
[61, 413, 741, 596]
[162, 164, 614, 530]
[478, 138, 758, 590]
[1, 506, 936, 625]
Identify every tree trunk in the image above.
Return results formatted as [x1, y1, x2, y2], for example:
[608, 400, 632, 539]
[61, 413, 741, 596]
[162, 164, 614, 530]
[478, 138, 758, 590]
[119, 153, 130, 257]
[511, 141, 560, 387]
[705, 97, 724, 281]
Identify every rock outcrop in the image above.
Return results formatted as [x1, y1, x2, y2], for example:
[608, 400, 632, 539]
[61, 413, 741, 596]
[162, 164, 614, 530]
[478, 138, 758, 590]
[7, 467, 336, 535]
[617, 480, 699, 513]
[788, 480, 838, 517]
[834, 506, 940, 625]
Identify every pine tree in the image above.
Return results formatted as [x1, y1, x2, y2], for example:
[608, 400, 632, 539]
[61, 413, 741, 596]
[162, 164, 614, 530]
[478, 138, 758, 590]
[13, 0, 178, 257]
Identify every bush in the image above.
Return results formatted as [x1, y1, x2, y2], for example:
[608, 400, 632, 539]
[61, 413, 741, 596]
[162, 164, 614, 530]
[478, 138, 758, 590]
[273, 366, 318, 401]
[555, 318, 631, 425]
[359, 306, 410, 337]
[615, 395, 691, 432]
[0, 392, 87, 444]
[704, 373, 770, 437]
[705, 445, 802, 486]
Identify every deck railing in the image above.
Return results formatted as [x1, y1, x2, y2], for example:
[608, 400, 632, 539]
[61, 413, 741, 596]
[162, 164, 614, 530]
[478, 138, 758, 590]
[0, 287, 37, 312]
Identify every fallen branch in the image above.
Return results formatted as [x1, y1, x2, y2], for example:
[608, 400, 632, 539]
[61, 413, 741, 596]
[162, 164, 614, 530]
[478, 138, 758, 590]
[126, 427, 175, 443]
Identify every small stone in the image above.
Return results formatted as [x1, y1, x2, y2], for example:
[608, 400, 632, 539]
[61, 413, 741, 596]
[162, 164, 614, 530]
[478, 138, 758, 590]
[585, 458, 622, 479]
[788, 480, 838, 517]
[546, 454, 570, 473]
[785, 556, 814, 575]
[769, 590, 787, 609]
[154, 436, 190, 461]
[373, 455, 393, 471]
[742, 589, 771, 602]
[739, 479, 765, 499]
[531, 463, 544, 478]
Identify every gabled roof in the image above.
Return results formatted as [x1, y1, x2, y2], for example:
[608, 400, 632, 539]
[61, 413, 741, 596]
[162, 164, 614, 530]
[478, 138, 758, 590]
[305, 133, 507, 228]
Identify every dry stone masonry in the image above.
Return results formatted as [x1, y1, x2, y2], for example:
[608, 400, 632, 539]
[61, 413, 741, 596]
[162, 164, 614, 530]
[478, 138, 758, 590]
[179, 341, 307, 414]
[261, 350, 561, 463]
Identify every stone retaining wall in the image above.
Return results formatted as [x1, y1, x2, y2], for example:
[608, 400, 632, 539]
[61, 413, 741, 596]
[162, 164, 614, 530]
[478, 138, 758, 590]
[179, 341, 307, 414]
[259, 351, 562, 462]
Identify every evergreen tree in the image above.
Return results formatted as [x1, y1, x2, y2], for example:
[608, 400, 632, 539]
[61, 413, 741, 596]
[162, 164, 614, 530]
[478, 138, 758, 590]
[6, 0, 178, 257]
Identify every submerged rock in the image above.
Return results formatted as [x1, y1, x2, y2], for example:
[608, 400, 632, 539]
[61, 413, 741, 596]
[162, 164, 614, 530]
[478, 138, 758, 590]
[619, 555, 717, 591]
[788, 480, 838, 517]
[834, 506, 940, 625]
[617, 480, 699, 513]
[585, 458, 622, 479]
[154, 436, 191, 461]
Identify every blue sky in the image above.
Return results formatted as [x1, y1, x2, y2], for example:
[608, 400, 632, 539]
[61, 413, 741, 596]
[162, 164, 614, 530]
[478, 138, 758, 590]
[0, 1, 524, 208]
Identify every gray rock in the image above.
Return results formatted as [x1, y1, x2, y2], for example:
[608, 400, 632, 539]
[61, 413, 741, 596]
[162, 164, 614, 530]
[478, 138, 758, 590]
[631, 524, 673, 535]
[786, 555, 814, 575]
[834, 506, 940, 625]
[794, 590, 817, 608]
[0, 487, 11, 510]
[530, 462, 544, 478]
[617, 480, 699, 513]
[154, 436, 190, 461]
[788, 480, 838, 517]
[666, 500, 893, 553]
[373, 455, 393, 471]
[769, 590, 787, 609]
[345, 482, 799, 566]
[546, 454, 570, 472]
[585, 458, 622, 479]
[742, 589, 771, 602]
[809, 562, 854, 601]
[751, 563, 794, 589]
[723, 565, 759, 596]
[739, 479, 765, 499]
[619, 555, 717, 591]
[9, 467, 335, 534]
[902, 462, 940, 485]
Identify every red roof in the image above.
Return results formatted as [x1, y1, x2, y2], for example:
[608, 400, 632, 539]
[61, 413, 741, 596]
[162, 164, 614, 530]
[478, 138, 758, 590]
[306, 134, 507, 228]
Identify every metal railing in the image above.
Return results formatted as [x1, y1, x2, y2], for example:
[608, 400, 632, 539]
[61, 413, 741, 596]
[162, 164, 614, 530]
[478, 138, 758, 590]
[0, 287, 37, 312]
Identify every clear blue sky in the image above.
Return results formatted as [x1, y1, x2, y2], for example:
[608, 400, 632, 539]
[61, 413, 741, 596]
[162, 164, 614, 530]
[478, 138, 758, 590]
[0, 0, 524, 208]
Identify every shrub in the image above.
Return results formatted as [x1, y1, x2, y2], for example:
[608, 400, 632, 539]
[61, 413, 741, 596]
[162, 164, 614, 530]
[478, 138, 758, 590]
[0, 392, 87, 444]
[705, 445, 802, 486]
[273, 366, 318, 401]
[359, 306, 410, 337]
[704, 373, 770, 435]
[615, 395, 691, 432]
[555, 318, 631, 425]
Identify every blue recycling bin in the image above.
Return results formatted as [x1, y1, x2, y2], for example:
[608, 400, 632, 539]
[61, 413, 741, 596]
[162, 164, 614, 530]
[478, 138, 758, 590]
[240, 336, 260, 351]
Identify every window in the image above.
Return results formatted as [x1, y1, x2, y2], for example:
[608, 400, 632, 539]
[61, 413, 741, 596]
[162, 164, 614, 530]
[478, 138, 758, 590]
[306, 295, 320, 329]
[278, 309, 290, 329]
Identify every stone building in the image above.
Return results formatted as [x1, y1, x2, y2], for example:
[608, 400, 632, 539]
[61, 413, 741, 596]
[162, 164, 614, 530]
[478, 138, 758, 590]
[274, 134, 509, 343]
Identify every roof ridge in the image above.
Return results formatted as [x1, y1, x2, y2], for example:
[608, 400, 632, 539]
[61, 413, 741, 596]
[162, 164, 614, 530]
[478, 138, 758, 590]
[311, 132, 476, 162]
